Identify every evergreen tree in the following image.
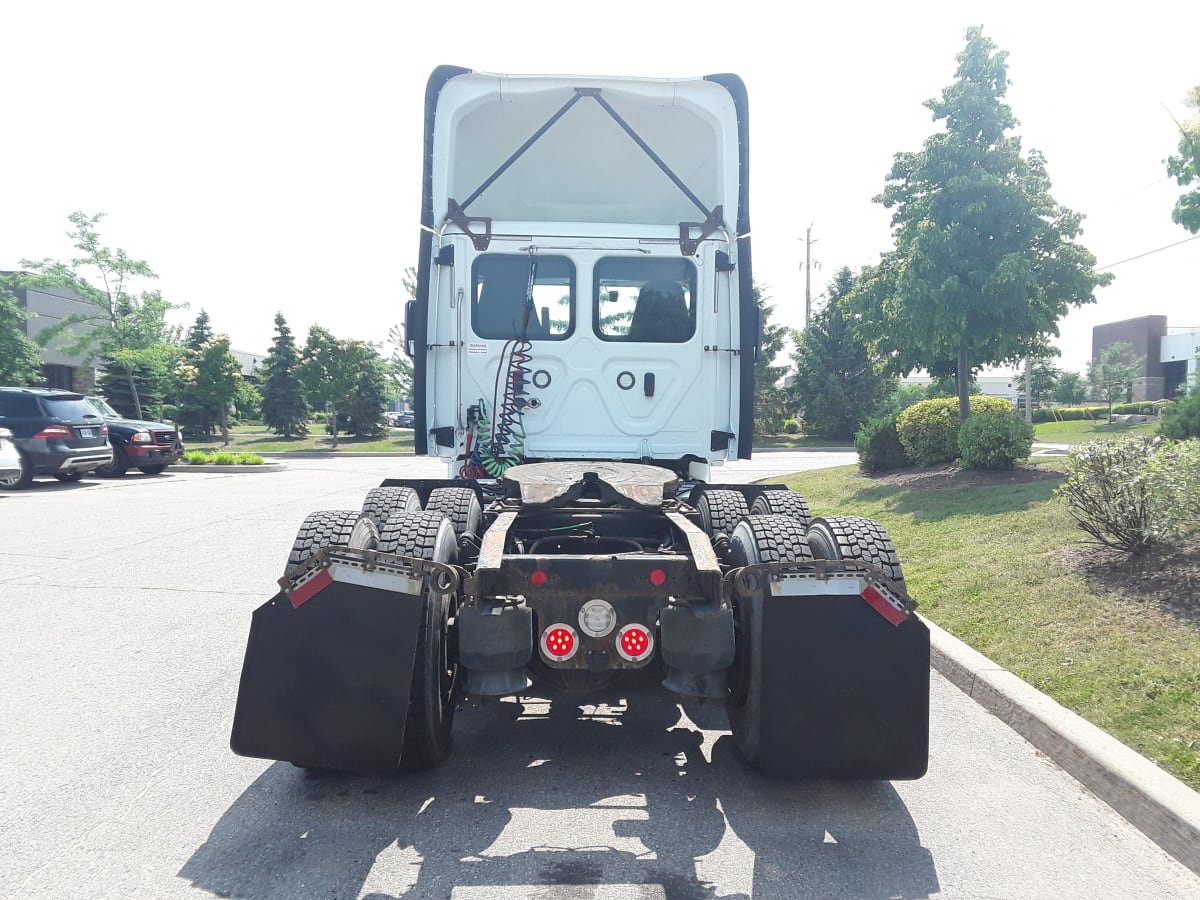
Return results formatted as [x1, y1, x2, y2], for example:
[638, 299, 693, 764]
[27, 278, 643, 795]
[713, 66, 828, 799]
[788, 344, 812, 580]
[186, 309, 214, 350]
[97, 358, 172, 419]
[753, 282, 791, 435]
[344, 343, 389, 439]
[260, 312, 309, 437]
[790, 268, 895, 440]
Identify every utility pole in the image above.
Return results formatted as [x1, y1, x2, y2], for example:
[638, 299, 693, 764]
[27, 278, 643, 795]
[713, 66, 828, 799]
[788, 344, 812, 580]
[799, 224, 820, 329]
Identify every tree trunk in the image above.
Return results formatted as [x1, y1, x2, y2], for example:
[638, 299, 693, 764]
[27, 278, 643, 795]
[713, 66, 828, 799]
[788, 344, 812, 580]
[330, 403, 339, 449]
[957, 347, 970, 422]
[1024, 356, 1033, 424]
[220, 406, 230, 446]
[126, 367, 144, 420]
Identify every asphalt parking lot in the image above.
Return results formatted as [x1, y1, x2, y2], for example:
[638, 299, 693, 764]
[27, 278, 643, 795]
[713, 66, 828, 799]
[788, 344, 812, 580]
[1, 456, 1198, 899]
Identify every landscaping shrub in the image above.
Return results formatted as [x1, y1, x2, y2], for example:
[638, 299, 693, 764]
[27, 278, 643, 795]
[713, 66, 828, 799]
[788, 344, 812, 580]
[1160, 391, 1200, 440]
[181, 449, 266, 466]
[1145, 439, 1200, 533]
[958, 408, 1034, 469]
[1056, 435, 1199, 554]
[1031, 405, 1105, 424]
[781, 418, 802, 435]
[895, 396, 1011, 467]
[855, 415, 909, 472]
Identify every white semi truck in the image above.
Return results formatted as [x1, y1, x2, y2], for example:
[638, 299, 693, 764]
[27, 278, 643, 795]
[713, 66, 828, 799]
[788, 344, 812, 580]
[230, 66, 929, 779]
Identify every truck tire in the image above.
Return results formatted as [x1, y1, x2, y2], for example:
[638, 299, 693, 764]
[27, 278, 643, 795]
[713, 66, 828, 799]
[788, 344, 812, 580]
[284, 510, 360, 578]
[94, 447, 129, 478]
[377, 510, 460, 770]
[361, 486, 421, 527]
[696, 489, 748, 538]
[138, 464, 169, 475]
[726, 514, 813, 774]
[749, 489, 812, 528]
[425, 487, 482, 538]
[806, 515, 905, 590]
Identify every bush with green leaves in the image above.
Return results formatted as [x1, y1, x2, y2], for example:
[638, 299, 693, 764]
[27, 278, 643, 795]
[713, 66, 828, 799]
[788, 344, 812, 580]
[1160, 390, 1200, 440]
[855, 415, 909, 472]
[895, 396, 1012, 467]
[181, 449, 265, 466]
[782, 418, 802, 435]
[958, 408, 1034, 469]
[1056, 436, 1199, 554]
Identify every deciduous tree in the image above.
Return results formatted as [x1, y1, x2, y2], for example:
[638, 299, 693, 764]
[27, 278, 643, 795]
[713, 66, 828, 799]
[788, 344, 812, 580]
[855, 28, 1111, 421]
[1087, 342, 1144, 421]
[298, 326, 362, 449]
[20, 212, 180, 418]
[0, 277, 42, 385]
[177, 334, 242, 444]
[1166, 86, 1200, 234]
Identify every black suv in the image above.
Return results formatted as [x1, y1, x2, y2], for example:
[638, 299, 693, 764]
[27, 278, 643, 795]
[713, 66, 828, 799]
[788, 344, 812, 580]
[0, 387, 114, 489]
[84, 396, 184, 477]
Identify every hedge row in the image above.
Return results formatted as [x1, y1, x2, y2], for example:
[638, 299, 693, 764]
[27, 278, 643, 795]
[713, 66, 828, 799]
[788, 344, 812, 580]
[1031, 402, 1169, 424]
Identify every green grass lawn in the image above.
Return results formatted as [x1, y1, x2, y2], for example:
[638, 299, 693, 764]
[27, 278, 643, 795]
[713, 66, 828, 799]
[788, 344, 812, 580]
[755, 434, 853, 449]
[780, 464, 1200, 790]
[183, 427, 417, 454]
[1033, 417, 1160, 444]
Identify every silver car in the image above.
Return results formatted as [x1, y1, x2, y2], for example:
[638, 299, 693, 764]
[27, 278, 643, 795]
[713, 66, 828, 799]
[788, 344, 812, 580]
[0, 427, 20, 483]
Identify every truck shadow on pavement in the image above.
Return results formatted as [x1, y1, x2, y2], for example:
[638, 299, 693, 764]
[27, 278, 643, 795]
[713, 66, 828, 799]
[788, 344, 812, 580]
[181, 671, 938, 899]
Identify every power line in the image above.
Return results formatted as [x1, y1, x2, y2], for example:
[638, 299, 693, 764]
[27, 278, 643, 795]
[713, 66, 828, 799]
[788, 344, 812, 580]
[1096, 234, 1200, 271]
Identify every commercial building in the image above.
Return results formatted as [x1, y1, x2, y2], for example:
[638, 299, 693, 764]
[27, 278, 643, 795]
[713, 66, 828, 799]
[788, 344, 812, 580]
[1092, 316, 1200, 400]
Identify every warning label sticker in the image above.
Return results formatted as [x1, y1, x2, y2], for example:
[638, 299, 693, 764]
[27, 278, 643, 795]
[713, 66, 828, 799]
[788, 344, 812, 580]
[468, 342, 488, 356]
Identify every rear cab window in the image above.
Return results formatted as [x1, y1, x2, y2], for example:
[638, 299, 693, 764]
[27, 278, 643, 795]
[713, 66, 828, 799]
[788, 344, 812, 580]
[472, 255, 575, 340]
[593, 258, 697, 343]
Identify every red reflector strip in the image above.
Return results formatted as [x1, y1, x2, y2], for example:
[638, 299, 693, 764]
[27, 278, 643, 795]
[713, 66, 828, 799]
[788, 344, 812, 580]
[288, 569, 333, 608]
[861, 584, 909, 626]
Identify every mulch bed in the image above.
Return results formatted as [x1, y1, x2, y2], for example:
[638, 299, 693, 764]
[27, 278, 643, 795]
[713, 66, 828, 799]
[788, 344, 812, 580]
[854, 462, 1064, 491]
[1059, 535, 1200, 625]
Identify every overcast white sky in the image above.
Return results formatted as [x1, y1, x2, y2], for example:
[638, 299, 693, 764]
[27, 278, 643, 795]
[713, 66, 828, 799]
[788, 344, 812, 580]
[2, 1, 1196, 377]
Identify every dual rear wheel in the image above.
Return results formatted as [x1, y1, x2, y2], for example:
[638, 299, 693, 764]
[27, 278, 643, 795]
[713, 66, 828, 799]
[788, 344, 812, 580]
[283, 493, 472, 772]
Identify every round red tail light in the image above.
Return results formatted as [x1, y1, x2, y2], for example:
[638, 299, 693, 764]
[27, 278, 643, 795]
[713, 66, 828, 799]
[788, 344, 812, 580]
[615, 624, 654, 662]
[541, 623, 578, 661]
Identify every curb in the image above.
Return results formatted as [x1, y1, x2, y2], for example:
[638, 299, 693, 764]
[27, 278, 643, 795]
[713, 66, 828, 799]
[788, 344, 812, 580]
[927, 618, 1200, 877]
[172, 462, 286, 473]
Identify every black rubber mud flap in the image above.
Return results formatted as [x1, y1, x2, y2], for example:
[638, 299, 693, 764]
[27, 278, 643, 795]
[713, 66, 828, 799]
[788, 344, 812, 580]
[230, 582, 424, 774]
[743, 591, 929, 780]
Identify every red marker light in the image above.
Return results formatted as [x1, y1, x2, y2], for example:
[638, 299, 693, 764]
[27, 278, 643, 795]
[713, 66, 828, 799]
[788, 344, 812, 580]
[649, 569, 667, 586]
[615, 624, 654, 662]
[542, 624, 578, 661]
[530, 570, 547, 586]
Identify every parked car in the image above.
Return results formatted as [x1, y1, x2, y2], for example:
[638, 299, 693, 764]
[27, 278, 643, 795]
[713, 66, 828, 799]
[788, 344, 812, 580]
[0, 387, 113, 490]
[395, 410, 415, 428]
[0, 427, 21, 484]
[83, 396, 184, 477]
